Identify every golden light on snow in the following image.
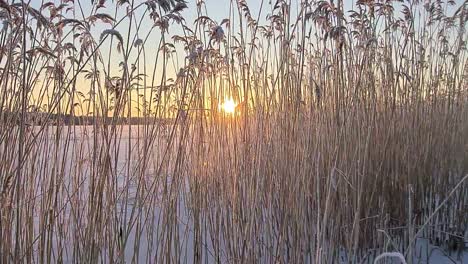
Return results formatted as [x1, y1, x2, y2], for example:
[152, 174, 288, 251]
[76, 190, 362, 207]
[220, 98, 237, 114]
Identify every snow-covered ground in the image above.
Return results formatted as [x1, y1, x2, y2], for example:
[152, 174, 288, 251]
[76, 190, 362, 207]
[22, 125, 468, 263]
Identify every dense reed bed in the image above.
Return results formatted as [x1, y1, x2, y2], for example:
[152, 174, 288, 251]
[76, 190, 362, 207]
[0, 0, 467, 263]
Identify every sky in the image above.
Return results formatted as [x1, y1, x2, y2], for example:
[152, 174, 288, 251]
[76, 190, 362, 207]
[23, 0, 464, 116]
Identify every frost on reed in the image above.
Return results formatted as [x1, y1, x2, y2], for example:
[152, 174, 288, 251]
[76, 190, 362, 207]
[0, 0, 467, 263]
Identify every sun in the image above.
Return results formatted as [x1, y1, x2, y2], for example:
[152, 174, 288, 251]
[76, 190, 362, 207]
[220, 98, 237, 114]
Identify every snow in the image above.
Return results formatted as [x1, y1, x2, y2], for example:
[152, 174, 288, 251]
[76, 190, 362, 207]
[18, 125, 468, 263]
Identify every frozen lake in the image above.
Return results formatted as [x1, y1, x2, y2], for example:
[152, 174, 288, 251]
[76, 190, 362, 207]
[2, 124, 467, 263]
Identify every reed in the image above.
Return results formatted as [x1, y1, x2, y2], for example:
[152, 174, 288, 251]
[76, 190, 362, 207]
[0, 0, 467, 263]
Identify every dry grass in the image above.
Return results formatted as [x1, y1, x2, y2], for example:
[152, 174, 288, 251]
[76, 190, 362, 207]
[0, 0, 467, 263]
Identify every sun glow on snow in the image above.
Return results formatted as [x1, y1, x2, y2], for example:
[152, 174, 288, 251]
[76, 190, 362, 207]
[220, 98, 237, 114]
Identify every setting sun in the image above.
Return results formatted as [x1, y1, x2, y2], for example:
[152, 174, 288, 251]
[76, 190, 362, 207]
[220, 98, 237, 114]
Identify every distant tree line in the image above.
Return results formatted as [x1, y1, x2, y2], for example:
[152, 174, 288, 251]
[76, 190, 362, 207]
[0, 111, 173, 126]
